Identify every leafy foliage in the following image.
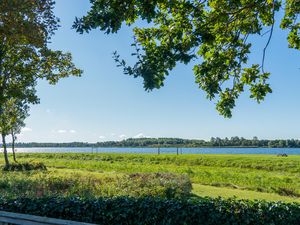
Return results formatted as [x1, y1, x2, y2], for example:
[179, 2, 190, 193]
[0, 0, 58, 47]
[74, 0, 300, 117]
[0, 0, 82, 165]
[0, 196, 299, 224]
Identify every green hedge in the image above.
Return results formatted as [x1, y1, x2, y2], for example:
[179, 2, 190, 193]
[0, 197, 299, 225]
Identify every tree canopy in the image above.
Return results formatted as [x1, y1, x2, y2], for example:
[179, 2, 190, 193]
[0, 0, 82, 108]
[74, 0, 300, 117]
[0, 0, 82, 165]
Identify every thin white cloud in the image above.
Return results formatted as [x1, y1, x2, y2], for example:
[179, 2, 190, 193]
[133, 133, 151, 138]
[69, 130, 76, 133]
[119, 134, 127, 139]
[58, 129, 67, 133]
[99, 135, 106, 139]
[46, 109, 51, 114]
[21, 127, 32, 132]
[110, 133, 116, 137]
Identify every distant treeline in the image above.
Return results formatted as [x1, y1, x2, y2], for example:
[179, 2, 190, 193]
[9, 137, 300, 148]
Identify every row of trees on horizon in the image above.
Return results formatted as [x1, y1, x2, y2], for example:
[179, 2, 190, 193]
[10, 137, 300, 148]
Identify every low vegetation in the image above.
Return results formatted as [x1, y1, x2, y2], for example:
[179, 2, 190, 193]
[10, 153, 300, 199]
[0, 196, 299, 225]
[0, 153, 300, 224]
[0, 168, 191, 199]
[2, 162, 47, 172]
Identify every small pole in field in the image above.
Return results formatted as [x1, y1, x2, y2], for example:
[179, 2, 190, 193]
[157, 138, 160, 155]
[177, 147, 179, 155]
[181, 148, 182, 154]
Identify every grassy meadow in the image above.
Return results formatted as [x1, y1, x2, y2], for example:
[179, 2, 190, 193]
[1, 153, 300, 202]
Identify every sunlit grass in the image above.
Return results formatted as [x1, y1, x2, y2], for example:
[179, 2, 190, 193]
[1, 153, 300, 201]
[192, 184, 300, 203]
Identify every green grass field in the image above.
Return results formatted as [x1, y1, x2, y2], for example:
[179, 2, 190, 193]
[1, 153, 300, 202]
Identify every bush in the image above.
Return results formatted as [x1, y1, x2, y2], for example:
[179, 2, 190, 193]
[2, 162, 47, 171]
[115, 173, 192, 198]
[0, 171, 191, 199]
[0, 196, 299, 225]
[276, 187, 300, 197]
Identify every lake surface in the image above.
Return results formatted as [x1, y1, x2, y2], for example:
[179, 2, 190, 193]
[4, 147, 300, 155]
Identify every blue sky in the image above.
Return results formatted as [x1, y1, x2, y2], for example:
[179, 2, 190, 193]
[18, 1, 300, 142]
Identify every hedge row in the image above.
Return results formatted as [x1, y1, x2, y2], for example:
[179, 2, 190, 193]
[0, 196, 299, 225]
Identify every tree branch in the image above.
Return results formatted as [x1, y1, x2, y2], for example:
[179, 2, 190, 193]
[261, 2, 275, 74]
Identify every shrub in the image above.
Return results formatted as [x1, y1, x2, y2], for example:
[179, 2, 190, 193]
[0, 171, 192, 199]
[116, 173, 192, 198]
[0, 196, 299, 225]
[2, 162, 47, 171]
[276, 187, 300, 197]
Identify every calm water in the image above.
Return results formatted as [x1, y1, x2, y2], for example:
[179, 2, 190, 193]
[4, 147, 300, 155]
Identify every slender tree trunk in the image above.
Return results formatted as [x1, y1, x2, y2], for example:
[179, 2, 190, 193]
[0, 45, 8, 166]
[2, 133, 9, 166]
[11, 131, 17, 162]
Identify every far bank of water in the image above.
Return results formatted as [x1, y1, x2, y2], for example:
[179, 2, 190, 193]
[4, 147, 300, 155]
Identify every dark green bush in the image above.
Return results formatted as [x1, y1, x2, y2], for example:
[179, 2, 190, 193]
[0, 196, 299, 225]
[2, 162, 47, 171]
